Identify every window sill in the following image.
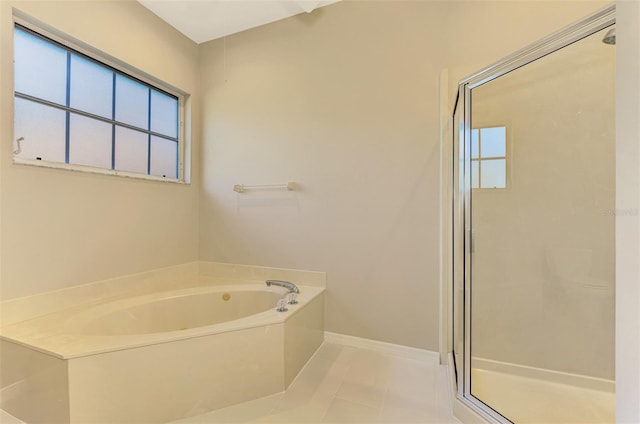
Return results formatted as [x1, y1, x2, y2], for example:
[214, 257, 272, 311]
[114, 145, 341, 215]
[13, 157, 187, 185]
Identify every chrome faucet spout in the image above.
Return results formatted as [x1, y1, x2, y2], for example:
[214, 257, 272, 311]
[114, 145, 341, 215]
[265, 280, 300, 294]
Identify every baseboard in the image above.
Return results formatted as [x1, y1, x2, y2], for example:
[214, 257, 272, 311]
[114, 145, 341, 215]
[473, 357, 615, 393]
[323, 332, 439, 363]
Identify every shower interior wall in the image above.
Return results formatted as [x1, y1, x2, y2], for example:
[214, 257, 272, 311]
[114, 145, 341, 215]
[470, 30, 615, 381]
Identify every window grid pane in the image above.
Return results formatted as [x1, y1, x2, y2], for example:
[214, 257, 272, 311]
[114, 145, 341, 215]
[150, 90, 178, 138]
[14, 27, 67, 105]
[68, 113, 113, 170]
[150, 136, 178, 179]
[471, 129, 479, 159]
[69, 54, 113, 119]
[115, 126, 148, 174]
[14, 97, 67, 162]
[115, 74, 149, 130]
[480, 159, 506, 189]
[471, 160, 480, 189]
[480, 127, 506, 158]
[13, 23, 181, 180]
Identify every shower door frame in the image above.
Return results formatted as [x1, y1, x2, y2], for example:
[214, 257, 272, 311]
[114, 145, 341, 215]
[450, 5, 616, 423]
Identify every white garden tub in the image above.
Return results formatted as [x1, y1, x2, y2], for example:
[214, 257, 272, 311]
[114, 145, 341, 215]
[81, 285, 287, 336]
[0, 282, 325, 423]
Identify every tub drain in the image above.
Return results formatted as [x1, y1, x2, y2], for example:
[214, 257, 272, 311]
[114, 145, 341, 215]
[222, 293, 231, 301]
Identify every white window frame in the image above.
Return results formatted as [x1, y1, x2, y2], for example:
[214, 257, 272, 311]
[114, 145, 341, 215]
[12, 12, 189, 184]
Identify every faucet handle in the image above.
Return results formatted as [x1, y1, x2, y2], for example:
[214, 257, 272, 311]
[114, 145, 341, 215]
[287, 292, 299, 305]
[276, 298, 288, 312]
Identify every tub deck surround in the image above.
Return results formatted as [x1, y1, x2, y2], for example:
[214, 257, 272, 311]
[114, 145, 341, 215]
[0, 262, 326, 423]
[0, 283, 324, 359]
[0, 262, 201, 327]
[199, 262, 327, 288]
[0, 261, 326, 328]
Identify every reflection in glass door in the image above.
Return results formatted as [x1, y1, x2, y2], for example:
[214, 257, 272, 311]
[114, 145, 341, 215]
[452, 6, 615, 423]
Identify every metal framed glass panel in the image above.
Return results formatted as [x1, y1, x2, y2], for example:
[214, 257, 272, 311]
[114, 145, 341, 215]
[452, 5, 615, 423]
[451, 89, 464, 396]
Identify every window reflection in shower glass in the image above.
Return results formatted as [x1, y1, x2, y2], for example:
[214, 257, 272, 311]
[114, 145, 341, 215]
[471, 126, 507, 189]
[468, 26, 615, 423]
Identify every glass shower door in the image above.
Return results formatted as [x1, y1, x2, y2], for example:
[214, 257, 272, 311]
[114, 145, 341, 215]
[453, 6, 616, 423]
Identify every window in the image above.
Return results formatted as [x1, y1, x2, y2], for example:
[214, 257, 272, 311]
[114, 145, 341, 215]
[471, 126, 507, 189]
[13, 23, 183, 181]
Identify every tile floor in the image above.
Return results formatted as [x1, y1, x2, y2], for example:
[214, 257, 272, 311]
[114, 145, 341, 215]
[173, 342, 458, 424]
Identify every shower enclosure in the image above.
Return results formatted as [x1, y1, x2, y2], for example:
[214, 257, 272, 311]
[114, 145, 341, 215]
[450, 5, 615, 423]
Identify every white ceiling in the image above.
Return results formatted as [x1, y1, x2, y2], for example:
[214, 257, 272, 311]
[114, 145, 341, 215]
[138, 0, 340, 44]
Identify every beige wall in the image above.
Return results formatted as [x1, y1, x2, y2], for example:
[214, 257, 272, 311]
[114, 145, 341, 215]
[198, 0, 608, 350]
[616, 0, 640, 420]
[199, 1, 448, 350]
[0, 0, 200, 300]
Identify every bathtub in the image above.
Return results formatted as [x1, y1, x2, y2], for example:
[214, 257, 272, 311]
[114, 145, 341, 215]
[0, 282, 325, 423]
[82, 287, 285, 336]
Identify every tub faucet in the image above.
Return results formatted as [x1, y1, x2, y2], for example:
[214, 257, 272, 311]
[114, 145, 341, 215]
[265, 280, 299, 294]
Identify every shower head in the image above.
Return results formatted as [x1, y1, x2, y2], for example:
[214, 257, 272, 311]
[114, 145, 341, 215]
[602, 27, 616, 45]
